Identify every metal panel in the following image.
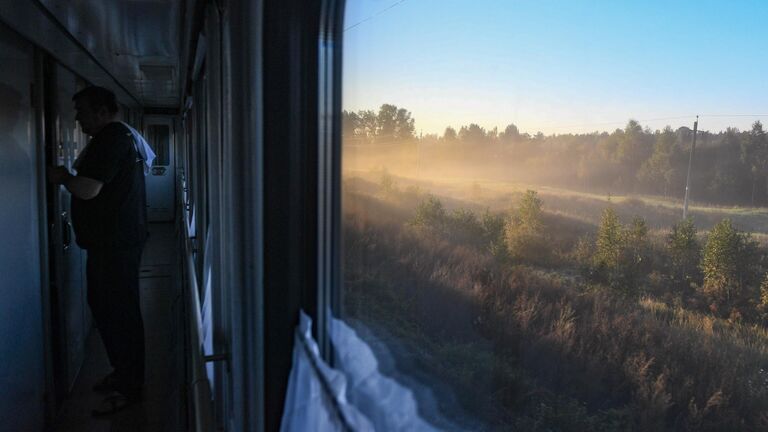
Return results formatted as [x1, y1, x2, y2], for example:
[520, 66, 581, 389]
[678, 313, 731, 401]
[0, 1, 138, 108]
[262, 0, 324, 429]
[52, 64, 90, 392]
[0, 0, 181, 108]
[219, 0, 266, 430]
[37, 0, 180, 107]
[317, 0, 346, 361]
[0, 22, 46, 432]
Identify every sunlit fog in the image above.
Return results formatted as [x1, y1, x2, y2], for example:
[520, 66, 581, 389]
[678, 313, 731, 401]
[338, 1, 768, 430]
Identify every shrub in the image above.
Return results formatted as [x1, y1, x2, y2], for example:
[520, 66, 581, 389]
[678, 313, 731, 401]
[591, 209, 650, 294]
[346, 194, 768, 430]
[446, 208, 485, 246]
[756, 274, 768, 321]
[480, 209, 508, 259]
[506, 190, 549, 263]
[700, 219, 760, 313]
[379, 169, 398, 195]
[411, 195, 447, 234]
[411, 197, 508, 257]
[667, 218, 701, 290]
[623, 216, 652, 281]
[594, 207, 623, 271]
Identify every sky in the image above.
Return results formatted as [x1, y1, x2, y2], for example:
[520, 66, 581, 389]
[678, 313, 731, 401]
[342, 0, 768, 136]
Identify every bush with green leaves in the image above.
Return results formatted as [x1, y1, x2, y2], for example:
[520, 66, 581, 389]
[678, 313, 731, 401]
[411, 196, 508, 257]
[505, 190, 549, 263]
[758, 274, 768, 320]
[379, 169, 399, 196]
[667, 218, 701, 290]
[700, 219, 760, 313]
[411, 194, 447, 235]
[624, 216, 652, 276]
[594, 208, 623, 270]
[591, 208, 650, 294]
[480, 209, 508, 259]
[445, 208, 485, 247]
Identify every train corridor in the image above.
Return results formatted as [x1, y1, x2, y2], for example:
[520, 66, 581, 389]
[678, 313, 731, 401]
[51, 223, 185, 432]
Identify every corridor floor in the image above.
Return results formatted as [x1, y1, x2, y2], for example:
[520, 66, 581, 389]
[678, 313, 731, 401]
[52, 223, 185, 432]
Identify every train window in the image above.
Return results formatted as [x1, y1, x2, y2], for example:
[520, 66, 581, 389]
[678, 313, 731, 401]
[338, 1, 768, 430]
[146, 124, 171, 166]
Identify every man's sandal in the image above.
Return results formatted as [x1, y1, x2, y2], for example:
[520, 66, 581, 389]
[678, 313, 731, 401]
[92, 372, 117, 393]
[90, 392, 141, 417]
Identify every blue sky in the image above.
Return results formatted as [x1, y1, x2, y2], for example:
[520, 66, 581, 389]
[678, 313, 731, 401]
[342, 0, 768, 135]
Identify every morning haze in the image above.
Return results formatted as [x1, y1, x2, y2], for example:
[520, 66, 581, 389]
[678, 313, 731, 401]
[341, 1, 768, 430]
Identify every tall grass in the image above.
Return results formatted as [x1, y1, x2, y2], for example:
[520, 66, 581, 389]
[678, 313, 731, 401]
[342, 190, 768, 431]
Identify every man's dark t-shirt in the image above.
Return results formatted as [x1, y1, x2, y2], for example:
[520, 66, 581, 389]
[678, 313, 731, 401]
[71, 122, 147, 250]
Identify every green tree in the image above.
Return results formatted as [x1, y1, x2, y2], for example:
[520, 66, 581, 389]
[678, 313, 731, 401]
[740, 121, 768, 205]
[700, 219, 759, 311]
[377, 104, 415, 142]
[500, 123, 520, 143]
[443, 126, 457, 142]
[445, 208, 485, 246]
[707, 128, 743, 200]
[594, 207, 624, 272]
[342, 110, 361, 143]
[617, 120, 650, 163]
[358, 109, 378, 143]
[458, 123, 487, 144]
[758, 274, 768, 319]
[411, 195, 447, 234]
[517, 190, 543, 232]
[616, 120, 652, 188]
[379, 169, 398, 195]
[637, 126, 678, 196]
[592, 208, 649, 293]
[505, 190, 547, 262]
[480, 209, 507, 258]
[624, 216, 651, 279]
[667, 218, 700, 288]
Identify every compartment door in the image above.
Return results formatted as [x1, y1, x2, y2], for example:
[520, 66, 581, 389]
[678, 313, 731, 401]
[144, 116, 176, 222]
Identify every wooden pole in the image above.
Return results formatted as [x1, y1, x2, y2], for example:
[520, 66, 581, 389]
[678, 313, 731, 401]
[683, 116, 699, 219]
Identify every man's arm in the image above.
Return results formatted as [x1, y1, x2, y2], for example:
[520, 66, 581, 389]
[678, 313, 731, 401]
[47, 166, 104, 200]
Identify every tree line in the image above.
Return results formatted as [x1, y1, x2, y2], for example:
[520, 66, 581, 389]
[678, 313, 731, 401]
[343, 104, 768, 206]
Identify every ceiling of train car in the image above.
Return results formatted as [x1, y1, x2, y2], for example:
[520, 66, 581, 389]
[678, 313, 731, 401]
[37, 0, 181, 108]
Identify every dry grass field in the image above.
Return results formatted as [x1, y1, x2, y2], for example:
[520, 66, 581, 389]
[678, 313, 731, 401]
[341, 171, 768, 431]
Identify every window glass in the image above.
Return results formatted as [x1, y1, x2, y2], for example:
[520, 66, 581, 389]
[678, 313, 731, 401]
[339, 1, 768, 430]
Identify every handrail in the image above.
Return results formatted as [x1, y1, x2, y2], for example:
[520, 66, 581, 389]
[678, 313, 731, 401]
[179, 175, 215, 432]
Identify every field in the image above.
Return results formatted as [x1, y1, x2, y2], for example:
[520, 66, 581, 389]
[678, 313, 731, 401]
[340, 169, 768, 431]
[345, 168, 768, 235]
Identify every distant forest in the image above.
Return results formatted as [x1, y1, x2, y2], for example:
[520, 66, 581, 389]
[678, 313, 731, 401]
[343, 105, 768, 206]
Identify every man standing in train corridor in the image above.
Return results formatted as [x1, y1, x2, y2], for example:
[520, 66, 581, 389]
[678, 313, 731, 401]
[48, 86, 148, 416]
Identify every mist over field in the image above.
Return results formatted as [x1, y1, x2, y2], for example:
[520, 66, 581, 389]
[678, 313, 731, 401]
[341, 1, 768, 428]
[340, 105, 768, 431]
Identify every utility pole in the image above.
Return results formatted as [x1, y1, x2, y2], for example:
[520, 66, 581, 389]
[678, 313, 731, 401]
[682, 116, 699, 219]
[415, 130, 421, 181]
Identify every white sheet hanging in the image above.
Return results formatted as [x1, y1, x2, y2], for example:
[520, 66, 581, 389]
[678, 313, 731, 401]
[329, 317, 442, 432]
[280, 312, 374, 432]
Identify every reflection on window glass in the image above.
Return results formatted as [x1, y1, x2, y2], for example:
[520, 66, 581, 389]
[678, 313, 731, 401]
[339, 1, 768, 430]
[146, 124, 170, 166]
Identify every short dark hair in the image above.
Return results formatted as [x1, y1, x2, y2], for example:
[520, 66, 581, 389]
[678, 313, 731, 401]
[73, 86, 119, 114]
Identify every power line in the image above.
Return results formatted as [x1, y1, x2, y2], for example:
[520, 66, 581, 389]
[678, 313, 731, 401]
[700, 114, 768, 118]
[344, 0, 409, 32]
[539, 116, 697, 131]
[531, 114, 768, 132]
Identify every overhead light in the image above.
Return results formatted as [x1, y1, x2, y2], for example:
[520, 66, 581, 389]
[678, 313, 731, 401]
[140, 64, 174, 81]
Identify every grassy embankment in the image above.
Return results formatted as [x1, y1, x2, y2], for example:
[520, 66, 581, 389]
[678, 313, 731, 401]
[342, 175, 768, 431]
